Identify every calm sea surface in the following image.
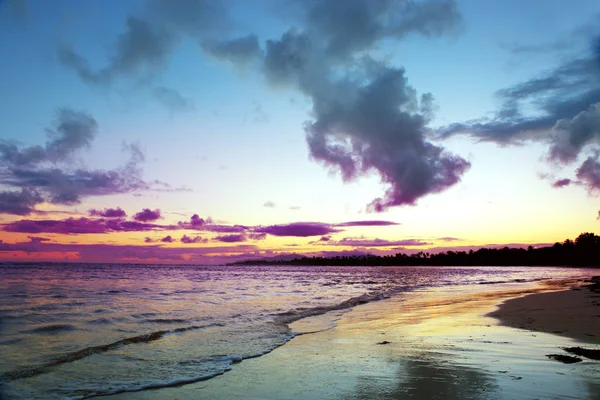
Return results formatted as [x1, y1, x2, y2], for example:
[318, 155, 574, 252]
[0, 264, 594, 399]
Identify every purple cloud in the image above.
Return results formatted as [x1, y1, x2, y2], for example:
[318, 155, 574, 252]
[552, 178, 572, 188]
[181, 235, 207, 244]
[324, 237, 431, 247]
[0, 189, 42, 216]
[0, 237, 259, 264]
[437, 237, 461, 242]
[575, 154, 600, 191]
[248, 232, 267, 240]
[214, 233, 247, 243]
[133, 208, 162, 222]
[254, 222, 340, 237]
[0, 110, 152, 215]
[89, 207, 127, 218]
[3, 217, 164, 234]
[144, 237, 154, 243]
[335, 220, 399, 227]
[177, 214, 206, 229]
[161, 235, 174, 243]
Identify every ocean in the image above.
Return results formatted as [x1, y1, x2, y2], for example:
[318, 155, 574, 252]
[0, 264, 594, 399]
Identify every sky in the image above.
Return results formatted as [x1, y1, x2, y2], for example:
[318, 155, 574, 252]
[0, 0, 599, 264]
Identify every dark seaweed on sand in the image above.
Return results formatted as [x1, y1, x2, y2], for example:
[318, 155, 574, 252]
[546, 354, 583, 364]
[563, 347, 600, 360]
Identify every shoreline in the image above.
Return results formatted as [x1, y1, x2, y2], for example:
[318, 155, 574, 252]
[488, 277, 600, 345]
[105, 276, 600, 399]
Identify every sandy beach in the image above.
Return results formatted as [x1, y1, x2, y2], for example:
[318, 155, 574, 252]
[489, 278, 600, 345]
[102, 277, 600, 400]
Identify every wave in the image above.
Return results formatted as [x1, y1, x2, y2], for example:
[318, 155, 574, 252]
[79, 351, 287, 399]
[23, 324, 78, 334]
[2, 323, 223, 381]
[274, 291, 391, 325]
[143, 318, 189, 324]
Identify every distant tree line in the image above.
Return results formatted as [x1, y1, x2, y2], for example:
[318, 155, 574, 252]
[234, 232, 600, 267]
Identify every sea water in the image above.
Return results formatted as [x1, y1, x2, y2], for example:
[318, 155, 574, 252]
[0, 264, 593, 399]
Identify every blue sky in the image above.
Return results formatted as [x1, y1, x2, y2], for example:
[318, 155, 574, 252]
[0, 0, 599, 263]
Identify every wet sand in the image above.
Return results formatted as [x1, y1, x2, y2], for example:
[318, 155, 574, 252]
[489, 280, 600, 344]
[106, 279, 600, 400]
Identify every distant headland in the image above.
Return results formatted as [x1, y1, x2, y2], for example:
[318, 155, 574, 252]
[233, 233, 600, 267]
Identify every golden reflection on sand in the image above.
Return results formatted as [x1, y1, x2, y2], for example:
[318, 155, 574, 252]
[103, 280, 600, 400]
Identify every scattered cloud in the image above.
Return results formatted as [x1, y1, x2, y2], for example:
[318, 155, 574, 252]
[133, 208, 161, 222]
[2, 217, 164, 234]
[576, 153, 600, 192]
[0, 109, 151, 215]
[263, 201, 276, 208]
[213, 232, 247, 243]
[437, 237, 461, 242]
[160, 235, 174, 243]
[180, 234, 207, 244]
[438, 32, 600, 194]
[552, 178, 572, 188]
[335, 220, 399, 227]
[89, 207, 127, 218]
[254, 222, 340, 237]
[317, 237, 431, 247]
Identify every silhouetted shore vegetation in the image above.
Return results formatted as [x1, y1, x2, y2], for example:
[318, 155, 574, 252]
[234, 232, 600, 267]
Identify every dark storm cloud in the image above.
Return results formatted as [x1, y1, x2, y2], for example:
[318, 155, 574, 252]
[89, 207, 127, 218]
[203, 0, 468, 211]
[0, 110, 148, 215]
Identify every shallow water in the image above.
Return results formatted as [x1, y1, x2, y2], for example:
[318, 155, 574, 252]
[0, 264, 595, 399]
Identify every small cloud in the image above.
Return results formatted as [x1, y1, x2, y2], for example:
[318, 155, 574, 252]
[336, 220, 399, 227]
[437, 237, 461, 242]
[214, 233, 247, 243]
[144, 237, 154, 243]
[552, 178, 571, 188]
[289, 206, 301, 210]
[89, 207, 127, 218]
[248, 232, 266, 240]
[263, 201, 276, 208]
[254, 222, 340, 237]
[133, 208, 162, 222]
[161, 235, 174, 243]
[181, 234, 207, 244]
